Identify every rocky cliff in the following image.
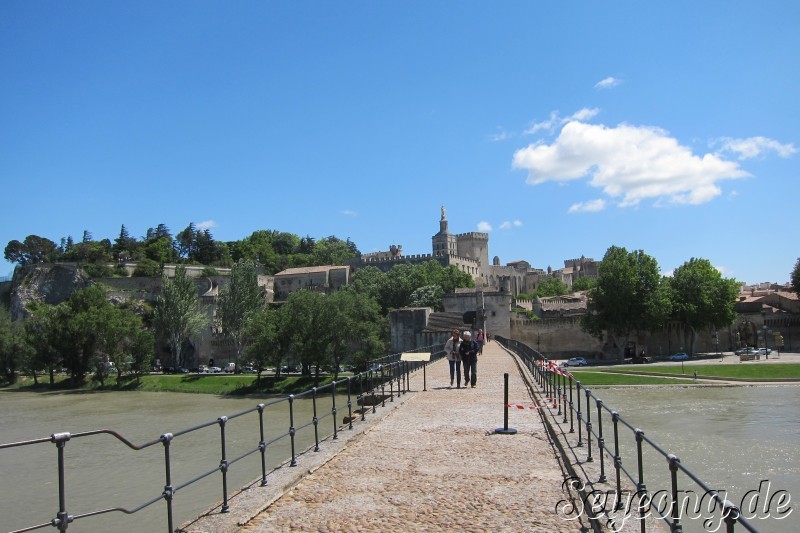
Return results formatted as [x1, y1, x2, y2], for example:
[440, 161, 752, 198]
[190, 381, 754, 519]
[9, 263, 92, 320]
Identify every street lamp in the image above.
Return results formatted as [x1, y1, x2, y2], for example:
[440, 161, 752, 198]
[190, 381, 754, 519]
[761, 309, 769, 360]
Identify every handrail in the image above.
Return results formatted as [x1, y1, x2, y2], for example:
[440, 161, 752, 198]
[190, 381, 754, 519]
[1, 344, 445, 533]
[496, 336, 760, 532]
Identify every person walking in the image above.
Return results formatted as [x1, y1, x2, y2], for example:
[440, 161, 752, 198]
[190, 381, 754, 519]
[460, 330, 479, 388]
[443, 329, 462, 388]
[476, 329, 485, 355]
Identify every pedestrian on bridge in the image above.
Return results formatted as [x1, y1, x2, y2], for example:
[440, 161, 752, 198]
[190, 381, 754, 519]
[444, 329, 462, 388]
[476, 329, 485, 354]
[460, 330, 479, 388]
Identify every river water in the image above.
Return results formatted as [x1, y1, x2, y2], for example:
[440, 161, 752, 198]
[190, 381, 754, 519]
[588, 385, 800, 532]
[0, 390, 343, 533]
[2, 385, 798, 532]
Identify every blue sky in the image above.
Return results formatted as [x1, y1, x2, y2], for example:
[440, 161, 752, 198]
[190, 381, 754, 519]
[2, 1, 798, 284]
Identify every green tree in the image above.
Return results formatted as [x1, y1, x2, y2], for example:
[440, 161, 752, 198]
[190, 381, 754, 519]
[408, 285, 445, 310]
[571, 276, 598, 292]
[668, 258, 740, 355]
[4, 235, 60, 266]
[143, 236, 178, 264]
[113, 224, 138, 261]
[791, 257, 800, 297]
[153, 266, 208, 368]
[133, 258, 162, 277]
[94, 304, 154, 385]
[325, 289, 384, 377]
[176, 223, 197, 260]
[42, 285, 118, 385]
[311, 236, 359, 265]
[281, 289, 329, 381]
[24, 304, 63, 383]
[581, 246, 671, 360]
[244, 306, 284, 378]
[535, 276, 569, 297]
[216, 259, 262, 372]
[378, 263, 425, 312]
[0, 307, 30, 384]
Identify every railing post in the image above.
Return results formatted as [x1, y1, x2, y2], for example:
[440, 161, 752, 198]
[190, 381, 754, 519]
[495, 373, 517, 435]
[635, 428, 648, 533]
[217, 416, 230, 513]
[160, 432, 174, 533]
[381, 366, 386, 407]
[359, 373, 366, 421]
[576, 381, 583, 447]
[289, 395, 297, 466]
[388, 363, 395, 402]
[585, 388, 593, 462]
[596, 399, 606, 482]
[561, 372, 568, 423]
[312, 387, 320, 452]
[556, 370, 562, 416]
[257, 404, 267, 486]
[612, 412, 623, 510]
[331, 382, 338, 440]
[50, 432, 72, 532]
[346, 377, 354, 429]
[723, 500, 740, 533]
[568, 375, 574, 433]
[668, 454, 683, 533]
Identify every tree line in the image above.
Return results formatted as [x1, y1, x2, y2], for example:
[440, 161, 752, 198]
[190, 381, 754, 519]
[0, 259, 474, 386]
[3, 224, 361, 276]
[581, 246, 741, 358]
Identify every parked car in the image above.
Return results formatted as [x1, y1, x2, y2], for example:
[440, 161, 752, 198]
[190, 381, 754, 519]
[208, 366, 222, 373]
[198, 365, 209, 374]
[241, 365, 257, 374]
[280, 365, 299, 374]
[756, 348, 772, 356]
[224, 362, 236, 373]
[561, 357, 588, 367]
[670, 353, 689, 361]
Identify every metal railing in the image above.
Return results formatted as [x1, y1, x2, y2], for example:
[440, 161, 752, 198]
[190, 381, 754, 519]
[497, 336, 759, 533]
[0, 344, 445, 532]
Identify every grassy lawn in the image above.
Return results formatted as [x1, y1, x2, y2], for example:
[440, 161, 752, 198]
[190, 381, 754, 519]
[1, 373, 363, 396]
[608, 363, 800, 380]
[566, 371, 692, 386]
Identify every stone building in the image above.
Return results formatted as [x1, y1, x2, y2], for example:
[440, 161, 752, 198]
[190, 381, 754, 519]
[272, 265, 350, 302]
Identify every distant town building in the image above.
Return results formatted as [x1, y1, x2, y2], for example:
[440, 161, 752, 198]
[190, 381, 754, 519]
[353, 206, 597, 297]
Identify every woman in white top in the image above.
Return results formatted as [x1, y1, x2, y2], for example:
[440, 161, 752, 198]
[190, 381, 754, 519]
[443, 329, 462, 388]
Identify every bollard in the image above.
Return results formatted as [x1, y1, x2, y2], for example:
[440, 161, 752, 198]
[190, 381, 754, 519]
[495, 373, 518, 435]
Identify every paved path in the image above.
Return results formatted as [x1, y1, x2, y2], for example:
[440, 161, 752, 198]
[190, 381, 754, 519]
[183, 341, 590, 532]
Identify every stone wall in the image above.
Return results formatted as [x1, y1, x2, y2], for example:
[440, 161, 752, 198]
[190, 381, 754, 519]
[390, 307, 431, 353]
[510, 316, 603, 358]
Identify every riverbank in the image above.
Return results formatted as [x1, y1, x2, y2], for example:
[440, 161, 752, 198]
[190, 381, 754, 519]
[0, 372, 355, 396]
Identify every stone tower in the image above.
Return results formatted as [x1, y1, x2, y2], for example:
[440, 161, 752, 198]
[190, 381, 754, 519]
[432, 205, 457, 257]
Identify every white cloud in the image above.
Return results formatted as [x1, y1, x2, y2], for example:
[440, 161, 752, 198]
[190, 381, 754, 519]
[524, 111, 560, 135]
[196, 220, 217, 230]
[567, 199, 607, 213]
[499, 220, 523, 230]
[714, 136, 797, 160]
[524, 108, 599, 135]
[513, 120, 750, 208]
[569, 108, 600, 121]
[488, 127, 512, 142]
[595, 77, 621, 90]
[340, 209, 358, 216]
[477, 221, 492, 232]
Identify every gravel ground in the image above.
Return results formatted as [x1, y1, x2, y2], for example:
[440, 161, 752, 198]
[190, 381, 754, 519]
[182, 342, 592, 532]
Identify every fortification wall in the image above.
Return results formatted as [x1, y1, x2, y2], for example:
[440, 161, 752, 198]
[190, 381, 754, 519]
[510, 316, 603, 358]
[390, 307, 431, 353]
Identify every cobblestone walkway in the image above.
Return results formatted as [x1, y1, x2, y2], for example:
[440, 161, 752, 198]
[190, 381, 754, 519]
[184, 342, 590, 532]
